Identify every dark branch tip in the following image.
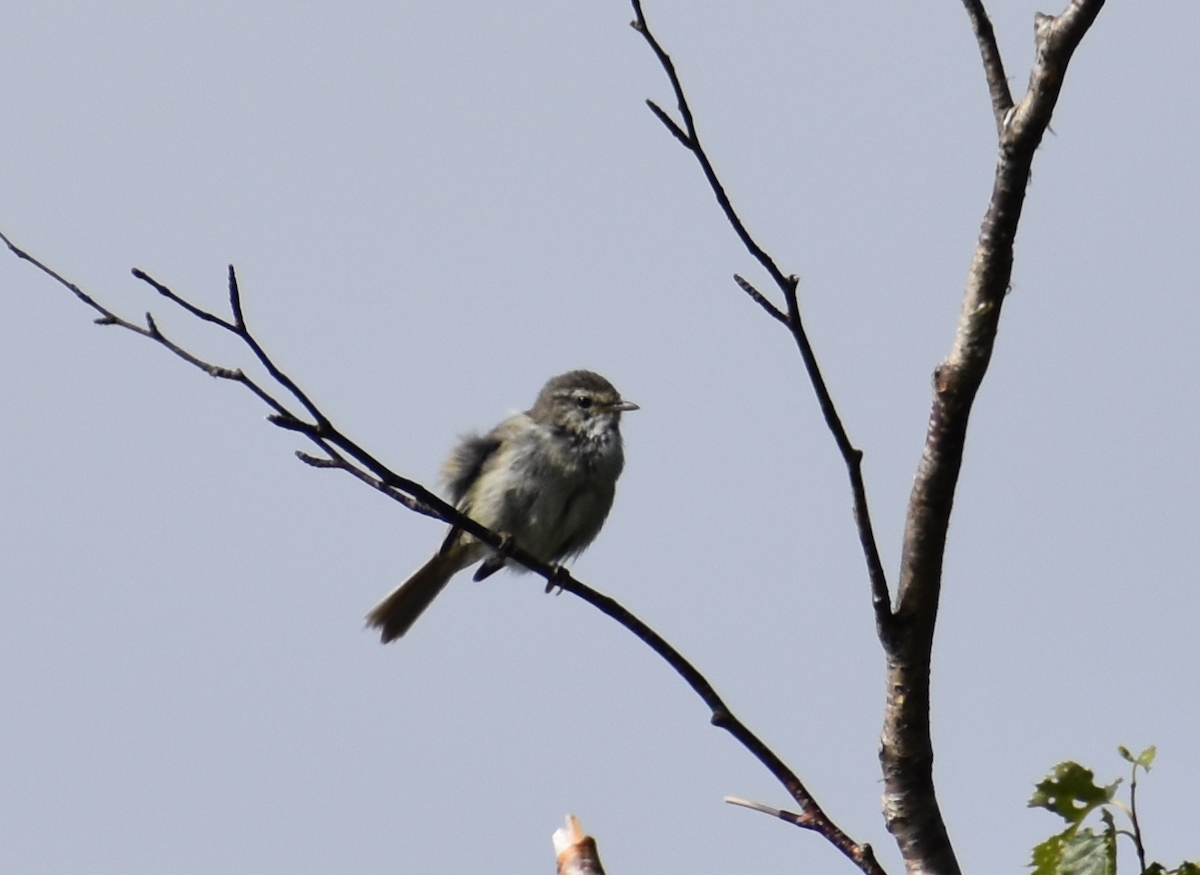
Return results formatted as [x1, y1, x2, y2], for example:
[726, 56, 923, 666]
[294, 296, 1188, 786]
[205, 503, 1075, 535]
[266, 412, 307, 432]
[645, 99, 690, 146]
[296, 450, 339, 469]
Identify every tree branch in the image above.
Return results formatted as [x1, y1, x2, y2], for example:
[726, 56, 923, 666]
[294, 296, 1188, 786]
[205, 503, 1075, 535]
[881, 2, 1106, 872]
[960, 0, 1014, 132]
[630, 0, 893, 637]
[3, 230, 884, 875]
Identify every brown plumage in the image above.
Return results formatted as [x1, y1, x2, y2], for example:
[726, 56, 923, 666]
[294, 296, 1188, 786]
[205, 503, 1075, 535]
[366, 371, 637, 642]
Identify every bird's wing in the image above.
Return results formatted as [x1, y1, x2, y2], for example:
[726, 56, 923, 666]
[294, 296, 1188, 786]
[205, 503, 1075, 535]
[441, 431, 504, 505]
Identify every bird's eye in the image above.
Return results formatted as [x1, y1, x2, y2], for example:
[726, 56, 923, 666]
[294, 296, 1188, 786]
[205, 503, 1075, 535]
[575, 395, 593, 409]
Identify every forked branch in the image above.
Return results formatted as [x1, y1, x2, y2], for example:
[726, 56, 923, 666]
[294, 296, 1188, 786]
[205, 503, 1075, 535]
[632, 1, 1106, 873]
[2, 228, 884, 875]
[880, 2, 1106, 873]
[630, 0, 893, 637]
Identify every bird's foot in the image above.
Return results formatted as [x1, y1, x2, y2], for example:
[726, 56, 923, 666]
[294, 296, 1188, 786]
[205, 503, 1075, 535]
[543, 564, 569, 595]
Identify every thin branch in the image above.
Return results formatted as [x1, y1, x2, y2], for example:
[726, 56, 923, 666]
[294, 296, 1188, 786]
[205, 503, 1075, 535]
[733, 274, 788, 326]
[222, 266, 328, 428]
[645, 99, 689, 147]
[960, 0, 1014, 131]
[3, 228, 121, 320]
[132, 267, 236, 329]
[630, 0, 893, 637]
[5, 230, 883, 875]
[559, 572, 885, 875]
[725, 795, 879, 870]
[131, 266, 328, 427]
[631, 2, 787, 298]
[1126, 758, 1148, 874]
[296, 443, 442, 521]
[725, 796, 787, 817]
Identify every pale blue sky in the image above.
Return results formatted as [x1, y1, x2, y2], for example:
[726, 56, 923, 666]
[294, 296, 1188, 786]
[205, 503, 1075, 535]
[3, 2, 1198, 872]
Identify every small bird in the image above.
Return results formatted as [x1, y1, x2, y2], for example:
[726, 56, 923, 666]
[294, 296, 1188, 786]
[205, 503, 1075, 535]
[367, 370, 638, 642]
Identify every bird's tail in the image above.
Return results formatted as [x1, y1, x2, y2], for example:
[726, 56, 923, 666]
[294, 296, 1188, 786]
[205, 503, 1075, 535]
[366, 547, 470, 643]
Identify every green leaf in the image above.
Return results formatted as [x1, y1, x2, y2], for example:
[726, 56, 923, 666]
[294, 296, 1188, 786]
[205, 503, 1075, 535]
[1030, 828, 1115, 875]
[1031, 831, 1068, 875]
[1029, 762, 1119, 825]
[1117, 745, 1156, 770]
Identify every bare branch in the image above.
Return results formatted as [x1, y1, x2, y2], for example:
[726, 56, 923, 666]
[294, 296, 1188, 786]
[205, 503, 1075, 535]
[558, 566, 886, 875]
[132, 267, 237, 330]
[227, 264, 246, 328]
[645, 99, 689, 146]
[296, 443, 442, 521]
[881, 2, 1106, 871]
[630, 0, 893, 640]
[725, 796, 789, 818]
[3, 228, 125, 322]
[733, 274, 788, 326]
[5, 227, 883, 874]
[960, 0, 1014, 131]
[630, 2, 788, 298]
[295, 451, 340, 469]
[130, 266, 328, 427]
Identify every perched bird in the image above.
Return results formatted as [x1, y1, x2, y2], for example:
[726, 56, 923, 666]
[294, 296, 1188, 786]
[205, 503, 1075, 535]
[366, 370, 637, 642]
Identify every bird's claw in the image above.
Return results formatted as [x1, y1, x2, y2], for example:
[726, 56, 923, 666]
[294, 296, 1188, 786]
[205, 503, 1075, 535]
[544, 565, 569, 595]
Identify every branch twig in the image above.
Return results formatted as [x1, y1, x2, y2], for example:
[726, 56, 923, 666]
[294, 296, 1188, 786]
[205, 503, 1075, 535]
[960, 0, 1014, 132]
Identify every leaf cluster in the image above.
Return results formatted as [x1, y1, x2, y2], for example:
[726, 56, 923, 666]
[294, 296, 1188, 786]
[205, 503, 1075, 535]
[1030, 747, 1197, 875]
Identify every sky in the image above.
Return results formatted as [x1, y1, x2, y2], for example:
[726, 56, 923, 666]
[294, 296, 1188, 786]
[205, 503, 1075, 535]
[2, 1, 1198, 873]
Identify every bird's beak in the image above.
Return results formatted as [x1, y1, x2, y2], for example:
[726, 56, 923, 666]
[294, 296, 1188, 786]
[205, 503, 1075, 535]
[612, 399, 639, 412]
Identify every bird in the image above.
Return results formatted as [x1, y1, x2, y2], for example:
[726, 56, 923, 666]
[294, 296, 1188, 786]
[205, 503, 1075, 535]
[366, 370, 637, 642]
